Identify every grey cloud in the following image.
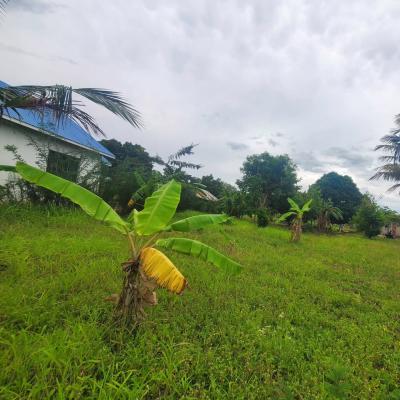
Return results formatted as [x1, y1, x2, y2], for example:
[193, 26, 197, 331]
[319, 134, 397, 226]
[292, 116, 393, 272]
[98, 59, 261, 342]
[293, 152, 326, 173]
[268, 139, 278, 147]
[227, 141, 249, 151]
[324, 147, 374, 170]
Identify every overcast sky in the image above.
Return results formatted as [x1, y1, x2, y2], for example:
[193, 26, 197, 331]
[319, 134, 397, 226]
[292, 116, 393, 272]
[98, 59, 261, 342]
[2, 0, 400, 210]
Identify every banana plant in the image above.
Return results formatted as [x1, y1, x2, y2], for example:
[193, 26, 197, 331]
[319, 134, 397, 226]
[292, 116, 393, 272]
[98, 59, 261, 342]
[13, 162, 242, 326]
[278, 198, 312, 242]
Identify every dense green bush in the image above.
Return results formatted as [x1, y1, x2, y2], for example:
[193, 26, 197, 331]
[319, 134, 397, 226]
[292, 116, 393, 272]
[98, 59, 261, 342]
[224, 192, 249, 218]
[256, 208, 269, 227]
[352, 195, 384, 238]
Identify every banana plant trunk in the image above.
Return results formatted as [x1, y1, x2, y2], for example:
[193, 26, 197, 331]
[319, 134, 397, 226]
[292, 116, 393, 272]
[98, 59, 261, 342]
[116, 259, 157, 327]
[291, 218, 302, 242]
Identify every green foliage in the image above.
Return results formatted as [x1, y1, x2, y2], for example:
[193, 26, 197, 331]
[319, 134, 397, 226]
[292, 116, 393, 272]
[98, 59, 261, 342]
[1, 207, 400, 398]
[0, 165, 16, 172]
[278, 198, 312, 222]
[15, 162, 129, 234]
[98, 139, 155, 213]
[352, 195, 384, 238]
[237, 152, 299, 213]
[14, 162, 240, 275]
[311, 172, 362, 222]
[277, 211, 296, 223]
[134, 180, 182, 235]
[156, 237, 242, 274]
[381, 207, 400, 225]
[256, 208, 270, 227]
[278, 198, 312, 242]
[168, 214, 229, 232]
[224, 191, 250, 218]
[371, 120, 400, 193]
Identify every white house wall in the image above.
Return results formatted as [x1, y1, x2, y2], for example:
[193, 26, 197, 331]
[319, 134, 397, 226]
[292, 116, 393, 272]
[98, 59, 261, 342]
[0, 120, 101, 185]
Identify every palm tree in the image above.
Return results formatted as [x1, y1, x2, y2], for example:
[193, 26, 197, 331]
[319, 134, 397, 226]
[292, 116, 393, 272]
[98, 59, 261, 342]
[317, 200, 343, 232]
[371, 118, 400, 193]
[0, 84, 142, 136]
[278, 198, 312, 242]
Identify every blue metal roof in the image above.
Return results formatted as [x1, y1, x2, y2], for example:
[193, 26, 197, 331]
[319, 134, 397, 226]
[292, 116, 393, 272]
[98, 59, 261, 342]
[0, 80, 115, 158]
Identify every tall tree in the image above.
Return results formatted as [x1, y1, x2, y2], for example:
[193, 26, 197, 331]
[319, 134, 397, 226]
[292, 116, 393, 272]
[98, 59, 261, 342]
[100, 139, 153, 171]
[98, 140, 154, 212]
[310, 172, 362, 222]
[371, 118, 400, 194]
[237, 152, 299, 213]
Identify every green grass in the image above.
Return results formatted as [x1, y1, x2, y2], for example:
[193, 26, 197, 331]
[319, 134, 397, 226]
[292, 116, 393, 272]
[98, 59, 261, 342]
[0, 205, 400, 399]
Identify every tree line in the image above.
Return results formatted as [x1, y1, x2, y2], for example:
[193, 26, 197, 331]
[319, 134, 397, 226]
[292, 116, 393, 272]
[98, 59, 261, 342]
[94, 138, 399, 238]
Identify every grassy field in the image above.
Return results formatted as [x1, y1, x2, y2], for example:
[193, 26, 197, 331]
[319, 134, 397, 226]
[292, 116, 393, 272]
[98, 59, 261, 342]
[0, 205, 399, 399]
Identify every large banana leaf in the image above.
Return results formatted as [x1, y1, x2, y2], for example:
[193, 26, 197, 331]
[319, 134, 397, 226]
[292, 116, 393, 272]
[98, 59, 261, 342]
[301, 199, 313, 212]
[15, 162, 129, 234]
[277, 211, 296, 222]
[135, 180, 181, 236]
[287, 197, 300, 212]
[0, 165, 16, 172]
[168, 214, 229, 232]
[156, 238, 242, 274]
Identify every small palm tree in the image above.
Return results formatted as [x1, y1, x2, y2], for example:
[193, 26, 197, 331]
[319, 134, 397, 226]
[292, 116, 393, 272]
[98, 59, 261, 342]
[0, 84, 142, 136]
[317, 200, 343, 232]
[128, 144, 216, 209]
[278, 198, 312, 242]
[371, 118, 400, 193]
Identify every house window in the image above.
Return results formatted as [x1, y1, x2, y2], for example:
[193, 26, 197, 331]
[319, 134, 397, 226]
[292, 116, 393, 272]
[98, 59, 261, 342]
[46, 150, 80, 182]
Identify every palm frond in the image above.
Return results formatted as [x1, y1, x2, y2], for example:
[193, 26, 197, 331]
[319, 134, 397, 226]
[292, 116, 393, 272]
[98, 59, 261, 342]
[168, 144, 198, 162]
[152, 155, 166, 166]
[0, 84, 142, 137]
[372, 125, 400, 191]
[375, 144, 398, 152]
[330, 208, 343, 220]
[73, 88, 142, 129]
[0, 0, 8, 14]
[169, 160, 202, 170]
[370, 164, 400, 182]
[394, 113, 400, 127]
[378, 155, 398, 163]
[387, 183, 400, 193]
